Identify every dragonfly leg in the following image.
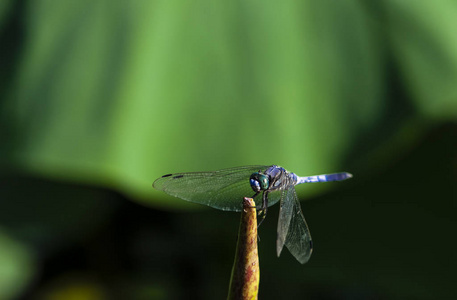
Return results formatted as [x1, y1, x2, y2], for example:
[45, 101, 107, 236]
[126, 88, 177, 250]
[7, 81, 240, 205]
[247, 192, 260, 209]
[257, 191, 269, 227]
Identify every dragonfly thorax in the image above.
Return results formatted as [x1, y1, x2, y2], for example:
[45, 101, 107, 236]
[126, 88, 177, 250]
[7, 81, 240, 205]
[249, 172, 270, 192]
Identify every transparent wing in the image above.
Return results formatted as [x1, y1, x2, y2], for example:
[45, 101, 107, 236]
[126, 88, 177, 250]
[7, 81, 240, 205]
[266, 190, 281, 208]
[276, 187, 294, 257]
[276, 186, 313, 264]
[153, 165, 270, 211]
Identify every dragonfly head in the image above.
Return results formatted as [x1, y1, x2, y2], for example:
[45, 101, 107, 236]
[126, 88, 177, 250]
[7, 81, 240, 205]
[250, 172, 270, 192]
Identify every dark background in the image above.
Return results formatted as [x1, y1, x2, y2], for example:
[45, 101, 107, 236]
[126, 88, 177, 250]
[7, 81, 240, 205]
[1, 1, 456, 299]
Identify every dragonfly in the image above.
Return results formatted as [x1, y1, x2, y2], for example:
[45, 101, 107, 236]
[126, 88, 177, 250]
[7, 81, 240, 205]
[153, 165, 352, 264]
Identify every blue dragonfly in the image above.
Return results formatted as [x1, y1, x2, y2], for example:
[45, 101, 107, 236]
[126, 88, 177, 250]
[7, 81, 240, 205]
[153, 165, 352, 264]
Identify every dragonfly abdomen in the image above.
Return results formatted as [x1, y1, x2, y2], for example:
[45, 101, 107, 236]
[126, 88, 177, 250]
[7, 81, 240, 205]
[297, 172, 352, 184]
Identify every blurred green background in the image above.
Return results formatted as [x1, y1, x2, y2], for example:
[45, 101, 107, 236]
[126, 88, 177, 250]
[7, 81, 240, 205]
[0, 1, 456, 299]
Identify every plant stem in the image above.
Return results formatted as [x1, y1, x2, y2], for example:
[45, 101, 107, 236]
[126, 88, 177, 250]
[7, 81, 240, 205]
[227, 197, 260, 300]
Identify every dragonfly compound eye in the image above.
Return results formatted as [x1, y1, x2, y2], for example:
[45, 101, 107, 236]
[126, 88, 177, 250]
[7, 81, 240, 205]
[259, 174, 270, 190]
[249, 172, 270, 191]
[249, 172, 261, 192]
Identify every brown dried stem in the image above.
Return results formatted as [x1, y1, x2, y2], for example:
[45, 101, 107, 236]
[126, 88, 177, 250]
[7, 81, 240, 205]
[227, 197, 260, 300]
